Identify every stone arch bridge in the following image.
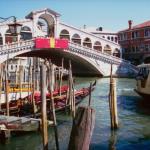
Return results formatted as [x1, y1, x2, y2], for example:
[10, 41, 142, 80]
[0, 38, 138, 77]
[0, 8, 138, 76]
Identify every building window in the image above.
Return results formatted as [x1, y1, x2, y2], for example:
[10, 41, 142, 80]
[145, 45, 149, 51]
[144, 29, 150, 37]
[136, 46, 139, 52]
[118, 34, 123, 41]
[119, 33, 127, 41]
[11, 65, 13, 70]
[132, 31, 139, 39]
[132, 47, 135, 52]
[123, 33, 127, 40]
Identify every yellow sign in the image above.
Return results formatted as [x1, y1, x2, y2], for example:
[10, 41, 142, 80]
[50, 38, 55, 48]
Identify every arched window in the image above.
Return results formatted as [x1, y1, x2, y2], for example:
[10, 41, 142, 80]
[11, 65, 13, 70]
[20, 26, 32, 40]
[71, 34, 81, 45]
[83, 37, 92, 48]
[93, 41, 102, 51]
[103, 45, 112, 54]
[0, 33, 3, 45]
[60, 29, 70, 40]
[107, 36, 110, 40]
[21, 26, 31, 32]
[111, 37, 114, 41]
[115, 37, 118, 43]
[113, 48, 120, 58]
[38, 15, 55, 37]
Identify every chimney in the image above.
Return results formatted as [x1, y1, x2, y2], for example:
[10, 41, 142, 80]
[128, 20, 132, 29]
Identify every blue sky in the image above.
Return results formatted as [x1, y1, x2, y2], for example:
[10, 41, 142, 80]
[1, 0, 150, 32]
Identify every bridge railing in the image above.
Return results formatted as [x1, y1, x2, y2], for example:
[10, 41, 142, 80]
[69, 41, 123, 63]
[0, 39, 35, 54]
[68, 41, 138, 71]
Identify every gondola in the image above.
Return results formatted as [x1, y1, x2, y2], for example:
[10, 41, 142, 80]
[0, 80, 96, 116]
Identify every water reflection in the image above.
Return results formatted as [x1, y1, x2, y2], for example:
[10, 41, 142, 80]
[108, 130, 117, 150]
[0, 78, 150, 150]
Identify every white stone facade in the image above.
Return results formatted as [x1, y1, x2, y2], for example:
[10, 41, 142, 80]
[0, 8, 121, 56]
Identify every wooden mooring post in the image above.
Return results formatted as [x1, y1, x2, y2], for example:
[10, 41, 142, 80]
[68, 107, 95, 150]
[109, 64, 119, 130]
[40, 64, 48, 150]
[0, 64, 3, 111]
[5, 63, 9, 116]
[32, 64, 37, 115]
[68, 83, 95, 150]
[28, 58, 32, 98]
[47, 60, 59, 150]
[59, 58, 64, 96]
[2, 60, 11, 140]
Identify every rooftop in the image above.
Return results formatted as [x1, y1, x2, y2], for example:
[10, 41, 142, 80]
[119, 20, 150, 32]
[132, 20, 150, 29]
[26, 8, 61, 19]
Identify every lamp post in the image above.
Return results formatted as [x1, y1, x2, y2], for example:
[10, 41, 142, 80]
[0, 16, 22, 42]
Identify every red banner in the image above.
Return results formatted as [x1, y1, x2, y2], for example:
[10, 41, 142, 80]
[35, 37, 68, 49]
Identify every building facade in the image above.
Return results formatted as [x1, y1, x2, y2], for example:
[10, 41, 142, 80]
[118, 20, 150, 65]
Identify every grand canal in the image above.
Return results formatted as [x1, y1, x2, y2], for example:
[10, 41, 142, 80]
[0, 77, 150, 150]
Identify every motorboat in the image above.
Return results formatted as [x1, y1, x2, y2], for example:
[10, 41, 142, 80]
[135, 63, 150, 99]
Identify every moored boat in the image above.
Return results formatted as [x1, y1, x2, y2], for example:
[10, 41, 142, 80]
[54, 80, 96, 112]
[135, 63, 150, 99]
[21, 81, 96, 116]
[0, 85, 69, 116]
[0, 115, 41, 132]
[0, 81, 96, 116]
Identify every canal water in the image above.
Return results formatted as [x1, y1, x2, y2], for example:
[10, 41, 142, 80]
[0, 77, 150, 150]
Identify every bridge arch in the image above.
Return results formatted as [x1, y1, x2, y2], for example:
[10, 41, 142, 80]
[38, 13, 56, 37]
[71, 33, 81, 45]
[103, 44, 112, 54]
[83, 37, 92, 48]
[21, 26, 32, 40]
[60, 29, 70, 40]
[93, 41, 102, 51]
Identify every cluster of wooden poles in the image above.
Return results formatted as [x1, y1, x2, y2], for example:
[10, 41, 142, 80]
[40, 59, 78, 150]
[0, 57, 78, 150]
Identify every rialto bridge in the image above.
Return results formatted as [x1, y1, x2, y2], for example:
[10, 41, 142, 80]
[0, 8, 138, 76]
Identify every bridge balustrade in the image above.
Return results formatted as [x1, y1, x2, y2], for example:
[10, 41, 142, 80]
[0, 39, 34, 55]
[68, 41, 138, 72]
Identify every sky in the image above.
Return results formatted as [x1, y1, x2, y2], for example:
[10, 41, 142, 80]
[0, 0, 150, 32]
